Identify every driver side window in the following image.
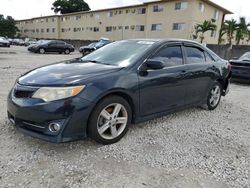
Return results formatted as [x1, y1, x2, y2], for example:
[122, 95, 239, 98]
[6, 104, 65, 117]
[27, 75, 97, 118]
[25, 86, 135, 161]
[151, 46, 183, 67]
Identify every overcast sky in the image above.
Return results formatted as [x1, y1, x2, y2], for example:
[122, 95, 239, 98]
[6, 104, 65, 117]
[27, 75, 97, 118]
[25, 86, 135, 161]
[1, 0, 250, 21]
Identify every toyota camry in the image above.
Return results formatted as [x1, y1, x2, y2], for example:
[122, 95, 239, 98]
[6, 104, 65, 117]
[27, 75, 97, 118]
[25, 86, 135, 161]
[7, 39, 231, 144]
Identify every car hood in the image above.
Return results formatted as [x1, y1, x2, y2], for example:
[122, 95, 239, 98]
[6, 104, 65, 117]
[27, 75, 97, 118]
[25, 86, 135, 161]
[18, 59, 122, 86]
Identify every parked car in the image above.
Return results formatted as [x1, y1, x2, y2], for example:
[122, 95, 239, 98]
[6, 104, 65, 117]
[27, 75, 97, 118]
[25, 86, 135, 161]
[7, 39, 231, 144]
[27, 40, 50, 48]
[24, 38, 37, 47]
[230, 52, 250, 81]
[28, 40, 74, 54]
[12, 38, 25, 46]
[79, 38, 111, 55]
[0, 37, 10, 47]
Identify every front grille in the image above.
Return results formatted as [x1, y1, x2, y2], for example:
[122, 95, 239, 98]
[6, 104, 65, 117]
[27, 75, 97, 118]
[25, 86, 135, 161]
[13, 83, 38, 99]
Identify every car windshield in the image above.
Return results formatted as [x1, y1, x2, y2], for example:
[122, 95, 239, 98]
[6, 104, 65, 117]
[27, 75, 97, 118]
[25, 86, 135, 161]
[81, 40, 155, 67]
[239, 52, 250, 61]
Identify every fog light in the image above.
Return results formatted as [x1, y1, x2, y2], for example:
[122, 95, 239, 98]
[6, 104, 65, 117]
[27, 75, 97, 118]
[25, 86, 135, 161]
[49, 122, 61, 133]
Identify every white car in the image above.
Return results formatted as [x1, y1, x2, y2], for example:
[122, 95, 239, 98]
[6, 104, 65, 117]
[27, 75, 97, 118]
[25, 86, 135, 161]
[0, 37, 10, 47]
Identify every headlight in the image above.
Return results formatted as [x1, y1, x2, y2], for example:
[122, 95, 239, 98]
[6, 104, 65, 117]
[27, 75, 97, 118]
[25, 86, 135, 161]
[32, 86, 85, 102]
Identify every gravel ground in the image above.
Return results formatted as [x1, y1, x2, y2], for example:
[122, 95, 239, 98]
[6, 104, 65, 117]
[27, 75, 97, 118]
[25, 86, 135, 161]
[0, 46, 249, 188]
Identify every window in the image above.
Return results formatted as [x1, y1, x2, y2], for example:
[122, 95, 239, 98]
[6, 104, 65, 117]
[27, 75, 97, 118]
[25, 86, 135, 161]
[46, 28, 50, 33]
[46, 18, 49, 22]
[61, 28, 65, 32]
[213, 10, 219, 20]
[173, 23, 185, 30]
[135, 25, 145, 31]
[52, 28, 55, 33]
[36, 29, 39, 33]
[126, 9, 130, 14]
[106, 26, 112, 32]
[211, 30, 216, 38]
[199, 3, 205, 12]
[185, 47, 205, 64]
[175, 2, 188, 10]
[41, 29, 44, 33]
[118, 10, 123, 14]
[107, 12, 113, 17]
[125, 26, 129, 30]
[75, 16, 81, 20]
[93, 27, 99, 32]
[137, 7, 146, 14]
[151, 46, 183, 67]
[153, 5, 164, 12]
[73, 28, 81, 32]
[52, 18, 55, 22]
[205, 51, 214, 62]
[151, 24, 162, 31]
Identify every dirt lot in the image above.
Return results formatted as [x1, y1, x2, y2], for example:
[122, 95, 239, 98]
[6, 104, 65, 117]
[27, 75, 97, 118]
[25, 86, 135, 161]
[0, 46, 249, 188]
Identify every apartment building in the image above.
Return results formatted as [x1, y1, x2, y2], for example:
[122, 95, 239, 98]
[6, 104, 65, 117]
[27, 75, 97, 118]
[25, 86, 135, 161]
[16, 0, 232, 44]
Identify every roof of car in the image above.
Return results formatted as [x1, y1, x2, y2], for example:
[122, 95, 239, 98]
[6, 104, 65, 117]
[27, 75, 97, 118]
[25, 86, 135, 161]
[126, 38, 203, 45]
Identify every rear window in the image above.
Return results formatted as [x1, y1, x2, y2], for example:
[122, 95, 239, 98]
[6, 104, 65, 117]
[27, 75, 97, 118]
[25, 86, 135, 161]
[185, 47, 205, 64]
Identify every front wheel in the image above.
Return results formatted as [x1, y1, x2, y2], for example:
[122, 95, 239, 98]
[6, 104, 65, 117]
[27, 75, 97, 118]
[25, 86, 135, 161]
[201, 82, 222, 110]
[39, 48, 45, 54]
[64, 49, 70, 54]
[88, 96, 132, 145]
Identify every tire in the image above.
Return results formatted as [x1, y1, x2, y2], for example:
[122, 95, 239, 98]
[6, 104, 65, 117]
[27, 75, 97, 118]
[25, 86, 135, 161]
[201, 82, 222, 110]
[88, 95, 132, 145]
[64, 49, 70, 54]
[39, 48, 45, 54]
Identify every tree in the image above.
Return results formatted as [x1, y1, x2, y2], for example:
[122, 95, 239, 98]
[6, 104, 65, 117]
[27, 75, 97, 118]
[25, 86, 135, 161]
[51, 0, 90, 14]
[195, 19, 217, 43]
[0, 15, 19, 38]
[222, 19, 238, 45]
[235, 17, 250, 45]
[218, 23, 227, 45]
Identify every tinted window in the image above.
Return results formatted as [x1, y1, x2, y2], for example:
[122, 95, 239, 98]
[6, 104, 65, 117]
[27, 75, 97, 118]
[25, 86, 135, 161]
[185, 47, 205, 64]
[151, 46, 183, 67]
[57, 41, 65, 45]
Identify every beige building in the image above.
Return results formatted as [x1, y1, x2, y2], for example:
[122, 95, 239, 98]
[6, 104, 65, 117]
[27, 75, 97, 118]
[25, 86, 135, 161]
[16, 0, 232, 44]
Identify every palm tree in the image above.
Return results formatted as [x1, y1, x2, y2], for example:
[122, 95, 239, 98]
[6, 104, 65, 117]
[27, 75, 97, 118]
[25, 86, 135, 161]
[218, 23, 227, 44]
[195, 19, 217, 43]
[235, 17, 250, 45]
[222, 19, 238, 45]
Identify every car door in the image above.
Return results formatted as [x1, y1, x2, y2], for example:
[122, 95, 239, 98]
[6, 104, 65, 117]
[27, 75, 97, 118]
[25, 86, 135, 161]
[138, 43, 188, 116]
[183, 44, 215, 105]
[56, 41, 66, 52]
[46, 41, 57, 52]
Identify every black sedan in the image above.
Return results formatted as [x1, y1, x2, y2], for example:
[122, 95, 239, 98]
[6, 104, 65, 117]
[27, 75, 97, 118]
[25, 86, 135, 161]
[230, 52, 250, 81]
[28, 40, 74, 54]
[7, 39, 231, 144]
[79, 39, 111, 55]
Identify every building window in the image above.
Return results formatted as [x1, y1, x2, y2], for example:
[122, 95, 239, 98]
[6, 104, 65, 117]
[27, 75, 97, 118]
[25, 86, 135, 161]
[106, 26, 112, 32]
[107, 12, 113, 17]
[41, 29, 44, 33]
[46, 18, 49, 22]
[75, 15, 81, 20]
[46, 28, 50, 32]
[118, 10, 123, 14]
[36, 29, 39, 33]
[73, 28, 81, 32]
[94, 27, 99, 32]
[153, 5, 164, 12]
[135, 25, 145, 31]
[52, 28, 55, 33]
[211, 30, 216, 38]
[125, 26, 129, 30]
[175, 2, 188, 10]
[126, 9, 130, 14]
[199, 3, 205, 12]
[151, 24, 162, 31]
[213, 10, 219, 20]
[52, 18, 55, 22]
[173, 23, 185, 30]
[137, 7, 146, 14]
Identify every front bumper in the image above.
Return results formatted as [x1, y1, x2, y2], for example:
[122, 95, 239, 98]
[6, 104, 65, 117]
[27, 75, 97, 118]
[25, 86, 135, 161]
[7, 89, 95, 143]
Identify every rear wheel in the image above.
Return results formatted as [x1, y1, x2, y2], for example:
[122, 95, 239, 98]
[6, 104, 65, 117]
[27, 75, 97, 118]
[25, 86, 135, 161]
[201, 82, 222, 110]
[88, 96, 132, 145]
[64, 49, 70, 54]
[39, 48, 45, 54]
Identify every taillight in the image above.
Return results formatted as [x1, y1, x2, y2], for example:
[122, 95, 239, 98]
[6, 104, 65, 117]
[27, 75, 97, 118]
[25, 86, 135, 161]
[228, 63, 232, 71]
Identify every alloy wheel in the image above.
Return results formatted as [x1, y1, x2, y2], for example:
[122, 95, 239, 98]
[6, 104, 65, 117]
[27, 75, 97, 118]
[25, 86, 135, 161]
[97, 103, 128, 140]
[209, 85, 221, 107]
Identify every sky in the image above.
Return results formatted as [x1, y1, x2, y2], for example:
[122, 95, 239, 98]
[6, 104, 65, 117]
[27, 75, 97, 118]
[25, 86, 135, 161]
[0, 0, 250, 21]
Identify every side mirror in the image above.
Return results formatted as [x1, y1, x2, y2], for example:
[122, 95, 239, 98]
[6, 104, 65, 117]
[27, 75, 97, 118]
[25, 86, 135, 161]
[146, 59, 164, 70]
